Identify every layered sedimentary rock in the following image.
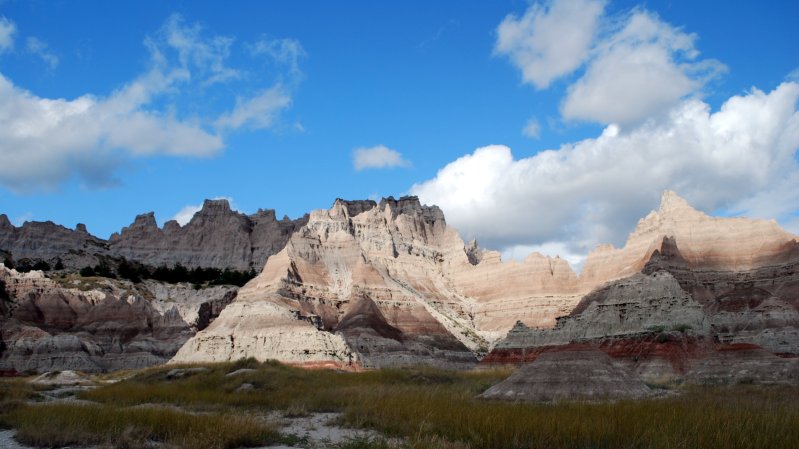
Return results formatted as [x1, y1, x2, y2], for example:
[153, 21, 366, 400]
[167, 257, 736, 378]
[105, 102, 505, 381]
[0, 264, 236, 373]
[109, 199, 308, 271]
[685, 344, 799, 386]
[174, 197, 482, 368]
[479, 349, 654, 402]
[580, 191, 798, 286]
[486, 192, 799, 382]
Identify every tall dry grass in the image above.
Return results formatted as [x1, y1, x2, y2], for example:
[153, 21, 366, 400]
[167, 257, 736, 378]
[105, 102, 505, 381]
[3, 359, 796, 449]
[6, 402, 280, 449]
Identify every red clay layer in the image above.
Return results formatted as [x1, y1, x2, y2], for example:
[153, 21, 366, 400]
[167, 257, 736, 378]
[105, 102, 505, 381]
[482, 334, 717, 374]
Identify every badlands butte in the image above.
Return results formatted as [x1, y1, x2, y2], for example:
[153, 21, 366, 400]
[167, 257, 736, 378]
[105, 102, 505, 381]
[0, 191, 798, 385]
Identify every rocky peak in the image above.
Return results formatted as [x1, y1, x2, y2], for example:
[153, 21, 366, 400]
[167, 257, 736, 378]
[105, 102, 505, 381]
[163, 220, 181, 234]
[251, 209, 277, 222]
[196, 199, 233, 217]
[331, 199, 378, 218]
[465, 239, 483, 265]
[75, 223, 88, 234]
[0, 214, 10, 229]
[379, 195, 446, 226]
[133, 213, 159, 230]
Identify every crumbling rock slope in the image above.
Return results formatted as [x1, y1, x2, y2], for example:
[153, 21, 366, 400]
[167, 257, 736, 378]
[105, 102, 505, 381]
[485, 191, 799, 383]
[0, 264, 233, 373]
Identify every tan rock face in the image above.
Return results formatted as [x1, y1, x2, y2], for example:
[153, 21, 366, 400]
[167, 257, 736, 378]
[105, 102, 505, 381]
[580, 191, 798, 287]
[174, 197, 481, 369]
[177, 191, 799, 370]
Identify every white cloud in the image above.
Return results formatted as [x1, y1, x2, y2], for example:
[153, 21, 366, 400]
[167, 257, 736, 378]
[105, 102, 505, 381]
[495, 0, 605, 89]
[147, 14, 239, 86]
[171, 196, 237, 225]
[215, 85, 292, 130]
[522, 118, 540, 138]
[0, 72, 224, 191]
[353, 145, 411, 171]
[0, 14, 301, 192]
[0, 16, 15, 53]
[26, 37, 58, 69]
[562, 11, 726, 125]
[412, 82, 799, 258]
[248, 37, 306, 78]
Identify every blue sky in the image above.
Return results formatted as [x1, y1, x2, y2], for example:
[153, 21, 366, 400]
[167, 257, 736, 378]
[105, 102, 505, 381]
[0, 0, 797, 266]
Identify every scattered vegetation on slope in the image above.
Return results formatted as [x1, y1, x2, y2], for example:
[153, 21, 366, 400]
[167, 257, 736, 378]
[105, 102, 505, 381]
[81, 260, 257, 287]
[1, 359, 797, 449]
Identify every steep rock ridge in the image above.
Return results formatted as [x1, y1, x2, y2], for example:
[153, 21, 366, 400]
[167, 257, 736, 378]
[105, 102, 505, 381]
[641, 236, 799, 355]
[0, 215, 108, 269]
[580, 190, 799, 288]
[174, 196, 481, 368]
[109, 199, 308, 271]
[0, 264, 238, 373]
[485, 226, 799, 381]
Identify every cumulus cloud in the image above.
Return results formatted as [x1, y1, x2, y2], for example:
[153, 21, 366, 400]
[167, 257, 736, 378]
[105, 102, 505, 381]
[497, 1, 725, 126]
[0, 71, 223, 191]
[0, 16, 15, 53]
[0, 14, 302, 192]
[353, 145, 411, 171]
[495, 0, 605, 89]
[26, 37, 58, 68]
[562, 11, 726, 125]
[412, 83, 799, 264]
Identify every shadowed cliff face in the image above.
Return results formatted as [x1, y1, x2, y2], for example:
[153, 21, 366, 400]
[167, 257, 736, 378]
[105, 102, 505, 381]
[0, 199, 308, 272]
[108, 199, 309, 271]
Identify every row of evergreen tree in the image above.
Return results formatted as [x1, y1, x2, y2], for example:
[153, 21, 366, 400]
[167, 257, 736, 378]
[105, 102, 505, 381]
[80, 261, 257, 287]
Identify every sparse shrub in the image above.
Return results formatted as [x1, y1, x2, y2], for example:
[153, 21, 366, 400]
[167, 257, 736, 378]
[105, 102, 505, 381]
[671, 323, 693, 333]
[79, 266, 96, 277]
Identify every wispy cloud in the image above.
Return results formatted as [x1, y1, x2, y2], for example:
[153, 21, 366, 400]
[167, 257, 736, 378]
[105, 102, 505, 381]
[26, 37, 59, 68]
[522, 118, 540, 139]
[0, 16, 15, 53]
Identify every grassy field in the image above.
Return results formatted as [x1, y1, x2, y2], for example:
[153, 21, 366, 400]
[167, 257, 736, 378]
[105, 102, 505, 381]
[1, 359, 797, 449]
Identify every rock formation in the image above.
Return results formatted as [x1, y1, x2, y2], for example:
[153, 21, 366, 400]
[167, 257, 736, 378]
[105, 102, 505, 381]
[3, 190, 797, 377]
[174, 197, 481, 369]
[0, 264, 235, 373]
[479, 349, 654, 402]
[0, 215, 108, 269]
[109, 199, 308, 271]
[485, 191, 799, 383]
[685, 344, 799, 386]
[0, 199, 307, 272]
